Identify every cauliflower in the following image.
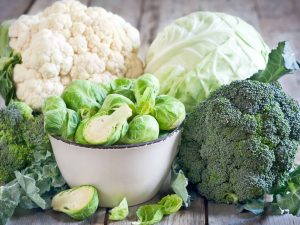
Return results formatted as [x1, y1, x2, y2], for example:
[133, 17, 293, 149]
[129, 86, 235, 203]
[7, 0, 143, 109]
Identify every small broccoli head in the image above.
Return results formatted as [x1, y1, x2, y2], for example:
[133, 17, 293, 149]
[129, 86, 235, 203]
[178, 80, 300, 203]
[0, 104, 50, 184]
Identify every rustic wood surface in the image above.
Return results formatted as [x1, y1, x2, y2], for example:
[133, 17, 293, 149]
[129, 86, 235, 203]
[1, 0, 300, 224]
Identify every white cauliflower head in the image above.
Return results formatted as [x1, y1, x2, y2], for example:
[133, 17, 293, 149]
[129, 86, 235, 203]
[8, 0, 143, 110]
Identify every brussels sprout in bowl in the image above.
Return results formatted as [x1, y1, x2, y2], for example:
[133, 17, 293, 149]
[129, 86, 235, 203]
[49, 127, 182, 207]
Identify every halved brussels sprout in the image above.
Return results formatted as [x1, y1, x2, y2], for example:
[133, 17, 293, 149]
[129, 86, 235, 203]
[82, 104, 132, 145]
[151, 95, 186, 130]
[133, 74, 160, 115]
[120, 115, 159, 144]
[52, 185, 99, 221]
[98, 94, 135, 116]
[43, 96, 79, 140]
[75, 118, 89, 145]
[62, 80, 107, 119]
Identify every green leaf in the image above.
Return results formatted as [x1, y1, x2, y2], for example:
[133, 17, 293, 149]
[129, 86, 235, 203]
[0, 21, 13, 57]
[14, 171, 47, 209]
[134, 204, 164, 225]
[0, 181, 21, 225]
[109, 198, 129, 221]
[171, 168, 190, 207]
[157, 194, 182, 215]
[250, 41, 299, 82]
[0, 22, 21, 105]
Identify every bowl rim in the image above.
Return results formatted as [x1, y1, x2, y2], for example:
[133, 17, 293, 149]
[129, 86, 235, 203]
[50, 126, 182, 149]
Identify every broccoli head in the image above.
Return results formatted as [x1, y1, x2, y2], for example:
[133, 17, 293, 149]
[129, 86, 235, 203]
[0, 102, 50, 184]
[177, 80, 300, 203]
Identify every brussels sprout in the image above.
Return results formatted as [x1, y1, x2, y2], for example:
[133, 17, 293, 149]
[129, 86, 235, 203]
[110, 78, 136, 102]
[98, 94, 135, 116]
[120, 115, 159, 144]
[151, 95, 186, 130]
[62, 80, 107, 119]
[99, 82, 112, 94]
[75, 118, 89, 145]
[43, 96, 79, 140]
[110, 78, 133, 91]
[114, 89, 136, 102]
[82, 104, 132, 145]
[52, 185, 99, 221]
[61, 109, 80, 140]
[133, 74, 160, 115]
[43, 96, 67, 136]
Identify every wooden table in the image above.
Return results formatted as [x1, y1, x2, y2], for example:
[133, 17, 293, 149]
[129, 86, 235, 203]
[1, 0, 300, 224]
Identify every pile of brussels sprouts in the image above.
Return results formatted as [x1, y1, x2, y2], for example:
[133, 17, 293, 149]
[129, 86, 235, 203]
[42, 74, 186, 146]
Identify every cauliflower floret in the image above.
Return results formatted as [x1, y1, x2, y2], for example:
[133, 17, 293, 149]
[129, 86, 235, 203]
[9, 14, 40, 52]
[39, 13, 72, 38]
[13, 64, 41, 83]
[22, 29, 73, 78]
[69, 35, 88, 54]
[8, 0, 143, 109]
[71, 52, 106, 80]
[16, 77, 64, 109]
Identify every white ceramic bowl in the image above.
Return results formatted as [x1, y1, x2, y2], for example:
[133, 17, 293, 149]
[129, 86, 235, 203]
[50, 129, 181, 207]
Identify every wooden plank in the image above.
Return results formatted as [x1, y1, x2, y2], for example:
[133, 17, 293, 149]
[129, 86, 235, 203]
[200, 0, 261, 31]
[28, 0, 89, 14]
[8, 207, 106, 225]
[138, 0, 201, 57]
[0, 0, 33, 21]
[138, 0, 260, 57]
[208, 202, 300, 225]
[162, 197, 206, 225]
[89, 0, 143, 28]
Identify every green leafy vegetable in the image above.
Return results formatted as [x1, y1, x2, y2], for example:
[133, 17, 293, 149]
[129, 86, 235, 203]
[0, 21, 21, 105]
[0, 181, 21, 225]
[109, 197, 129, 221]
[120, 115, 159, 144]
[158, 194, 182, 215]
[250, 41, 300, 82]
[171, 168, 190, 207]
[52, 185, 99, 221]
[145, 12, 270, 112]
[134, 204, 164, 225]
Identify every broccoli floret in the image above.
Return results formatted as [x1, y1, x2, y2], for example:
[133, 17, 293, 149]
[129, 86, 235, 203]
[0, 103, 50, 184]
[177, 80, 300, 203]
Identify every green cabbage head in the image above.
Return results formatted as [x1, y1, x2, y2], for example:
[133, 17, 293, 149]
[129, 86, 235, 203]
[145, 12, 270, 112]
